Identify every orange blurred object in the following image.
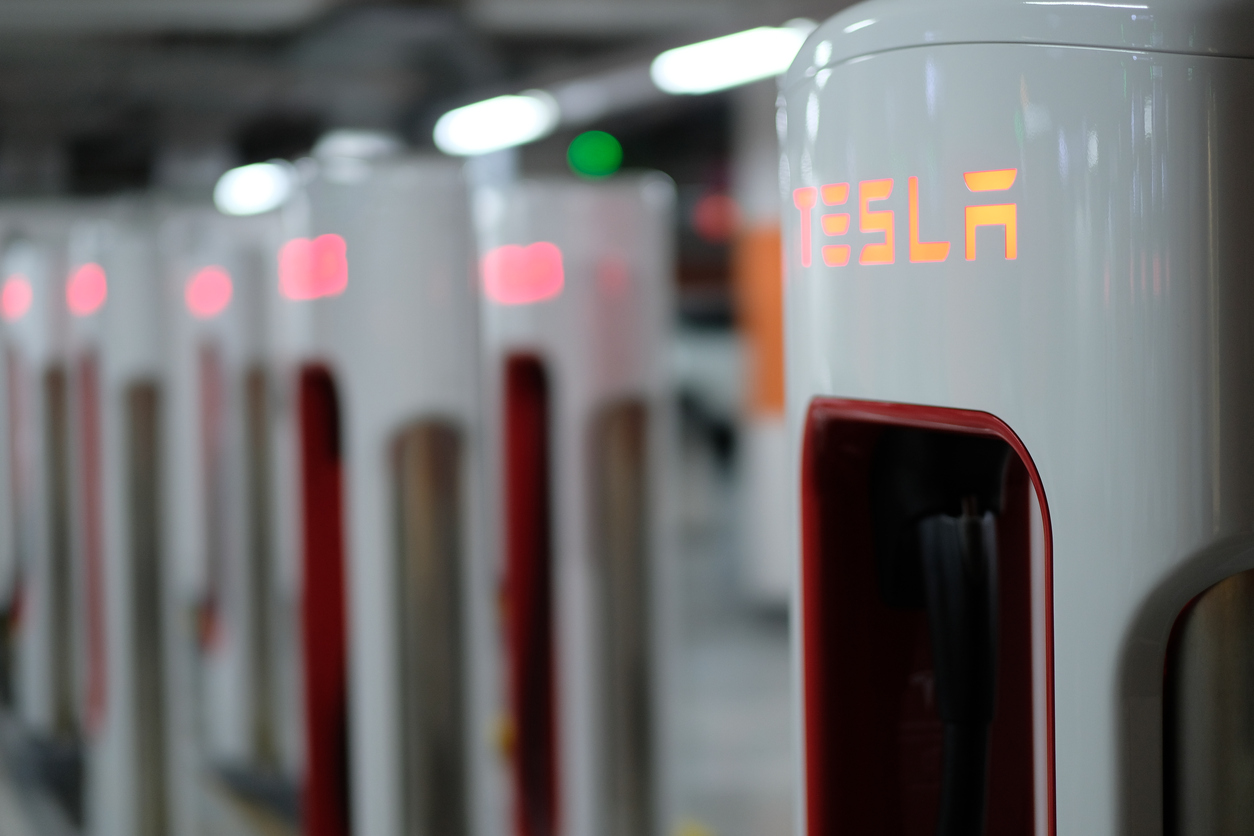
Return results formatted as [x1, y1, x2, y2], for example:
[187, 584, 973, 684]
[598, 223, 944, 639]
[732, 225, 784, 417]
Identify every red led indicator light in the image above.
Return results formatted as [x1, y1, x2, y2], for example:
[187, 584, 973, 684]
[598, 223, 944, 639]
[279, 234, 349, 301]
[67, 263, 107, 316]
[1, 274, 32, 321]
[482, 242, 564, 306]
[185, 266, 233, 319]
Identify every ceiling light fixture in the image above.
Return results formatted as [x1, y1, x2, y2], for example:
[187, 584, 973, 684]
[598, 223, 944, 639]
[433, 91, 560, 157]
[650, 21, 815, 95]
[213, 161, 294, 216]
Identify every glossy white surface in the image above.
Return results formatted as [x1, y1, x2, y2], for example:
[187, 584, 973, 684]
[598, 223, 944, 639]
[161, 205, 272, 766]
[783, 27, 1254, 836]
[158, 204, 297, 836]
[63, 203, 176, 836]
[478, 174, 676, 836]
[302, 154, 493, 836]
[785, 0, 1254, 92]
[0, 206, 73, 739]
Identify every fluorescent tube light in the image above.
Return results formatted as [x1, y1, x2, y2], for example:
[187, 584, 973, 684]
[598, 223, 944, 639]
[213, 161, 293, 216]
[650, 23, 814, 95]
[433, 91, 560, 157]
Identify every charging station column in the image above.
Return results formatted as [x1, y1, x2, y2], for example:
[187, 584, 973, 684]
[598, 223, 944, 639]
[782, 1, 1254, 833]
[478, 174, 675, 836]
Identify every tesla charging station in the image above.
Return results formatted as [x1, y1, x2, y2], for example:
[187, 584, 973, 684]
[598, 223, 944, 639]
[290, 145, 495, 836]
[161, 203, 289, 812]
[63, 204, 181, 836]
[478, 175, 675, 836]
[783, 1, 1254, 834]
[0, 208, 74, 744]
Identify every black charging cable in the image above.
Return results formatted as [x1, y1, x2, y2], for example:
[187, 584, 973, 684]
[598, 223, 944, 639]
[919, 499, 998, 836]
[871, 430, 1009, 836]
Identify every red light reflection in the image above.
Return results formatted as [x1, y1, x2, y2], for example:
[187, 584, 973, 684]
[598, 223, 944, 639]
[482, 242, 564, 306]
[1, 274, 32, 321]
[67, 263, 107, 317]
[596, 255, 629, 298]
[692, 193, 740, 243]
[185, 266, 233, 319]
[279, 234, 348, 300]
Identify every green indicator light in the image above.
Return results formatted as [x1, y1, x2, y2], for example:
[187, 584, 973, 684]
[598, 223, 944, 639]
[567, 131, 623, 179]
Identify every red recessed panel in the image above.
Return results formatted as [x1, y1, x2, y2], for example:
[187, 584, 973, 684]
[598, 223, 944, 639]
[800, 398, 1054, 836]
[299, 367, 351, 836]
[198, 346, 225, 652]
[4, 347, 26, 637]
[504, 354, 559, 836]
[77, 353, 107, 735]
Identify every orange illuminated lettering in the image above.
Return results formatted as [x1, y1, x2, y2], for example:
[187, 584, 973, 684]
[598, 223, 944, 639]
[821, 183, 848, 205]
[907, 176, 950, 263]
[964, 169, 1017, 191]
[793, 187, 817, 268]
[820, 182, 850, 267]
[964, 168, 1018, 260]
[796, 166, 1022, 271]
[858, 179, 894, 265]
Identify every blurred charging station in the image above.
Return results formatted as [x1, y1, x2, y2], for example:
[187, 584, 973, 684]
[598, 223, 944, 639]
[63, 203, 180, 836]
[477, 174, 676, 836]
[0, 207, 74, 748]
[287, 145, 497, 836]
[160, 201, 291, 826]
[783, 1, 1254, 834]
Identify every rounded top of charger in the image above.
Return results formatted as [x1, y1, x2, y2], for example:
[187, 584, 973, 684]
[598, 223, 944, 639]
[784, 0, 1254, 90]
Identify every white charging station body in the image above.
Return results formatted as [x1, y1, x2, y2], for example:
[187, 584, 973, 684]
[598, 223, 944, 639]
[62, 202, 183, 836]
[159, 201, 297, 831]
[478, 174, 677, 836]
[0, 205, 74, 740]
[783, 1, 1254, 833]
[298, 151, 497, 836]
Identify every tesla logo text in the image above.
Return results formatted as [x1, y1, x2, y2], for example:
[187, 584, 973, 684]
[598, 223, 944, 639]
[793, 169, 1017, 268]
[482, 242, 564, 305]
[279, 234, 348, 301]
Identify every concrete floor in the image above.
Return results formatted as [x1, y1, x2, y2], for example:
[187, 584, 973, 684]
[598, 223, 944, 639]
[0, 740, 41, 836]
[0, 736, 296, 836]
[667, 430, 794, 836]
